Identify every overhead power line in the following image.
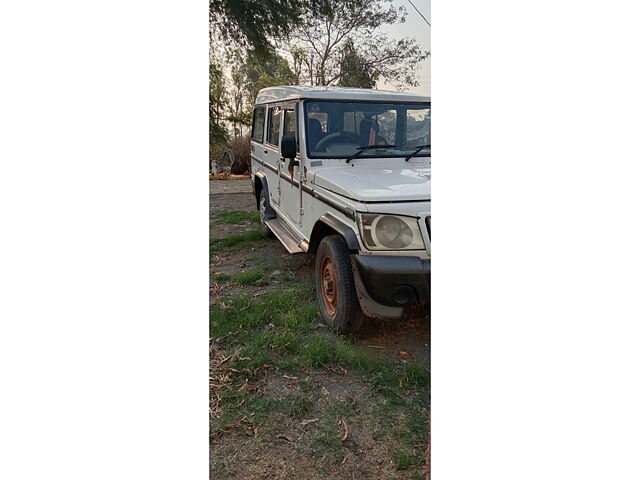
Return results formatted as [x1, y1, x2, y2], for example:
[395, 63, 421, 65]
[406, 0, 431, 27]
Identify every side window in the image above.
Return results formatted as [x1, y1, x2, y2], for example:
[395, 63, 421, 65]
[251, 106, 265, 142]
[283, 109, 299, 152]
[266, 107, 282, 146]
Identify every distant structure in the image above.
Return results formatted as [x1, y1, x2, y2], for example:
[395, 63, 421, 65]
[211, 149, 235, 178]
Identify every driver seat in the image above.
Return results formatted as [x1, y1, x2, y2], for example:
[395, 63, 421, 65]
[307, 118, 324, 151]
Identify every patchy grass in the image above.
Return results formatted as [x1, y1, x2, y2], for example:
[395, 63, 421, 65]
[235, 268, 265, 285]
[210, 222, 429, 478]
[211, 210, 260, 225]
[210, 229, 265, 254]
[210, 284, 429, 474]
[399, 362, 430, 390]
[391, 448, 423, 470]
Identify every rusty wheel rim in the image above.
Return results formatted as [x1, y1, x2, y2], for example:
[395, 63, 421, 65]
[320, 256, 338, 318]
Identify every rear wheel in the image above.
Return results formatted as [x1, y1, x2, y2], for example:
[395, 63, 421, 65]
[315, 235, 365, 333]
[258, 190, 274, 238]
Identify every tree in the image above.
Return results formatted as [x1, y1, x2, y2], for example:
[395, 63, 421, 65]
[210, 0, 311, 56]
[337, 39, 377, 88]
[287, 0, 428, 88]
[244, 51, 297, 105]
[209, 62, 228, 145]
[225, 50, 252, 137]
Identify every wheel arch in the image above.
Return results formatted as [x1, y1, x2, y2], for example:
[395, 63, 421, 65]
[309, 214, 361, 254]
[254, 172, 269, 210]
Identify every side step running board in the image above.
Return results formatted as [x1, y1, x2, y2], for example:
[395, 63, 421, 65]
[265, 218, 307, 254]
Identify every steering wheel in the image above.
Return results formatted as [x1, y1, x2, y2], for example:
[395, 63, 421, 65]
[315, 132, 357, 152]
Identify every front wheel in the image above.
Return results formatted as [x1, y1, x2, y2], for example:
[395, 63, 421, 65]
[315, 235, 365, 334]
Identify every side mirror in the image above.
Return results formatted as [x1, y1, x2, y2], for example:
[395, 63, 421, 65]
[281, 135, 297, 160]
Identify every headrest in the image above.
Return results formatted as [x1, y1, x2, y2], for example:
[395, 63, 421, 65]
[308, 118, 322, 136]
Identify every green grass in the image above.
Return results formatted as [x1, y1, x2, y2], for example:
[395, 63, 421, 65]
[235, 268, 265, 285]
[211, 210, 260, 225]
[391, 448, 423, 470]
[212, 273, 230, 282]
[210, 288, 429, 394]
[399, 362, 430, 390]
[210, 229, 265, 254]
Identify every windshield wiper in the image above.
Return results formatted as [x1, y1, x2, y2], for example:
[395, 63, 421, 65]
[404, 145, 430, 161]
[345, 144, 398, 163]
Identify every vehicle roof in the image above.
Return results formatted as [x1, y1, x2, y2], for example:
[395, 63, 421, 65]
[255, 85, 430, 105]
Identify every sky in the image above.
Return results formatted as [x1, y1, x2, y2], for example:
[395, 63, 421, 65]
[379, 0, 431, 95]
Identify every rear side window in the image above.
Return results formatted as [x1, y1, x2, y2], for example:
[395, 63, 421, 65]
[266, 107, 282, 146]
[251, 107, 265, 142]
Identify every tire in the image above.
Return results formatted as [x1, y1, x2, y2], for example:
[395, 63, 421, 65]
[258, 190, 274, 238]
[315, 235, 365, 334]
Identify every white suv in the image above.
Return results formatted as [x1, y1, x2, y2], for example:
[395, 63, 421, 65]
[250, 86, 430, 333]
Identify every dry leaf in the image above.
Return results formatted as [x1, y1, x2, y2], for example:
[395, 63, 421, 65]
[338, 418, 348, 441]
[322, 363, 347, 375]
[300, 418, 319, 426]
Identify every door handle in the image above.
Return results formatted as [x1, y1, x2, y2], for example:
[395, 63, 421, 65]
[263, 149, 268, 154]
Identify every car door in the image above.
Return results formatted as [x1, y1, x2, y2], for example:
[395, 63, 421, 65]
[250, 104, 268, 177]
[264, 105, 284, 207]
[280, 104, 301, 226]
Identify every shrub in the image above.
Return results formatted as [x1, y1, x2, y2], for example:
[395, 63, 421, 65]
[229, 135, 251, 174]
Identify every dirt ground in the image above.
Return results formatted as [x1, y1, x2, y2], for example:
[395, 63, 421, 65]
[210, 178, 430, 479]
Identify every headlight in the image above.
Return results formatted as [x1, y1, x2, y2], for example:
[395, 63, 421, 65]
[357, 213, 425, 250]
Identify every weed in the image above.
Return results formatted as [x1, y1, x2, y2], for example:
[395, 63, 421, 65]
[212, 273, 230, 282]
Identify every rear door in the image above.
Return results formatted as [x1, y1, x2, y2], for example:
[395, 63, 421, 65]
[250, 105, 267, 179]
[263, 105, 284, 207]
[280, 104, 301, 226]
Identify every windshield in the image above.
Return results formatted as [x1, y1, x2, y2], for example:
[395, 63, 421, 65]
[304, 100, 430, 159]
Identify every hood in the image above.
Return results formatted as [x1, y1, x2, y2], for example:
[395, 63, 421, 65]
[312, 165, 431, 202]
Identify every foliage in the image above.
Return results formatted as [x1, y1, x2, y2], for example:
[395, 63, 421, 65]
[209, 62, 228, 146]
[245, 51, 297, 105]
[337, 39, 377, 88]
[229, 135, 251, 174]
[210, 0, 310, 56]
[288, 0, 429, 88]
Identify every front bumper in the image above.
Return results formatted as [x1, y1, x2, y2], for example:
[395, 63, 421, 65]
[351, 255, 430, 308]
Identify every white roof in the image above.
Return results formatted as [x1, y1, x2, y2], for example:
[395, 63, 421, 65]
[255, 85, 430, 105]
